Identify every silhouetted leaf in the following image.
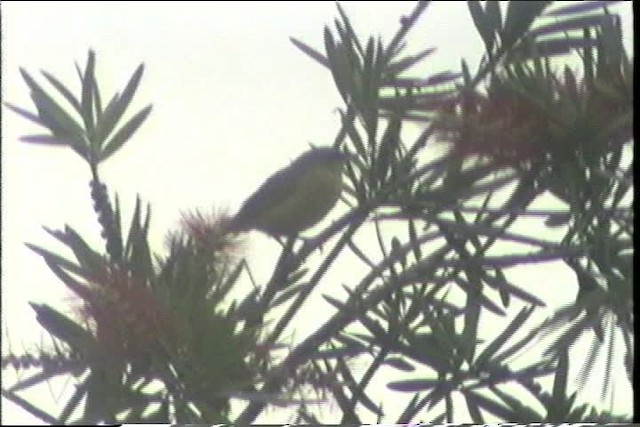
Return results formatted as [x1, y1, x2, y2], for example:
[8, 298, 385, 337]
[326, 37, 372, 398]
[530, 14, 610, 38]
[462, 389, 514, 420]
[545, 211, 572, 227]
[386, 47, 436, 76]
[502, 1, 552, 47]
[290, 37, 329, 67]
[19, 135, 71, 145]
[387, 378, 440, 392]
[94, 63, 145, 152]
[475, 305, 535, 367]
[468, 1, 496, 53]
[81, 51, 96, 137]
[545, 1, 622, 17]
[383, 356, 415, 372]
[41, 70, 81, 112]
[29, 303, 95, 351]
[101, 104, 152, 161]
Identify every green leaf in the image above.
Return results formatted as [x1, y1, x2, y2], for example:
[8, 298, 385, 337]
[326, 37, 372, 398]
[461, 59, 472, 85]
[386, 47, 436, 77]
[25, 242, 86, 277]
[7, 368, 69, 393]
[491, 384, 543, 419]
[311, 345, 366, 359]
[323, 294, 348, 311]
[94, 92, 120, 142]
[290, 37, 329, 67]
[1, 389, 59, 424]
[81, 50, 96, 139]
[41, 70, 81, 112]
[29, 303, 95, 351]
[339, 108, 366, 158]
[552, 349, 569, 405]
[462, 389, 514, 420]
[92, 74, 103, 120]
[335, 2, 364, 57]
[102, 192, 124, 263]
[482, 270, 547, 306]
[545, 211, 572, 227]
[19, 135, 71, 145]
[375, 115, 401, 184]
[4, 102, 47, 127]
[217, 259, 245, 300]
[485, 1, 503, 38]
[464, 390, 485, 423]
[407, 219, 422, 262]
[467, 1, 495, 53]
[59, 381, 88, 424]
[44, 226, 104, 276]
[20, 69, 88, 158]
[121, 196, 153, 279]
[100, 104, 152, 161]
[384, 1, 430, 63]
[324, 27, 350, 103]
[383, 356, 415, 372]
[94, 63, 145, 150]
[124, 195, 143, 258]
[387, 378, 440, 392]
[475, 305, 534, 367]
[43, 257, 91, 299]
[530, 14, 609, 38]
[283, 266, 309, 288]
[545, 1, 622, 17]
[270, 281, 309, 309]
[502, 1, 552, 48]
[514, 36, 598, 60]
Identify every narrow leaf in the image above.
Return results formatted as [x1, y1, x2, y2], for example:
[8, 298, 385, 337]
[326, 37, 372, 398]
[41, 71, 81, 112]
[468, 1, 495, 53]
[4, 102, 47, 127]
[19, 135, 71, 146]
[475, 305, 535, 367]
[100, 105, 152, 161]
[383, 357, 415, 372]
[387, 379, 440, 392]
[386, 47, 436, 76]
[462, 389, 514, 420]
[25, 243, 86, 277]
[502, 1, 552, 47]
[94, 63, 145, 150]
[94, 92, 120, 143]
[20, 69, 86, 143]
[545, 1, 622, 17]
[529, 14, 609, 38]
[552, 349, 569, 402]
[44, 226, 104, 275]
[290, 37, 329, 67]
[29, 303, 94, 350]
[1, 389, 58, 424]
[81, 51, 96, 136]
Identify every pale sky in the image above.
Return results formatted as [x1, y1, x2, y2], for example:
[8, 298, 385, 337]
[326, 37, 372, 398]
[2, 1, 633, 424]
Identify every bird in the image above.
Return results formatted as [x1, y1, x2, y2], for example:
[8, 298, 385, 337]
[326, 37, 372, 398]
[227, 147, 350, 237]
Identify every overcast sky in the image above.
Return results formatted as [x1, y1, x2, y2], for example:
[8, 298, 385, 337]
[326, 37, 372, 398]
[2, 2, 633, 424]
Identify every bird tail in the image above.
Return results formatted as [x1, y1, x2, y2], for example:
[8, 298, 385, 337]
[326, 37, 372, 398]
[223, 214, 244, 235]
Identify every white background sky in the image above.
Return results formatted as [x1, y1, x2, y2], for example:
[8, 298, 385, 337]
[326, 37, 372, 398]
[2, 1, 633, 424]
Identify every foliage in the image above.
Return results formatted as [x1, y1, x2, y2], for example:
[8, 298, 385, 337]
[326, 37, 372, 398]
[3, 1, 632, 423]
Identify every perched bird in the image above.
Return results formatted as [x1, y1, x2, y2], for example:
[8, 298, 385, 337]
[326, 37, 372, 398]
[227, 147, 349, 237]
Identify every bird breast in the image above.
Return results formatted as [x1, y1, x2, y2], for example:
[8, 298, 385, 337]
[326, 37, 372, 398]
[255, 161, 344, 236]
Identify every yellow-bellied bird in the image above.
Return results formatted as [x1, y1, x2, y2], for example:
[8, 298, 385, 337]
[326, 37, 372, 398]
[228, 147, 349, 237]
